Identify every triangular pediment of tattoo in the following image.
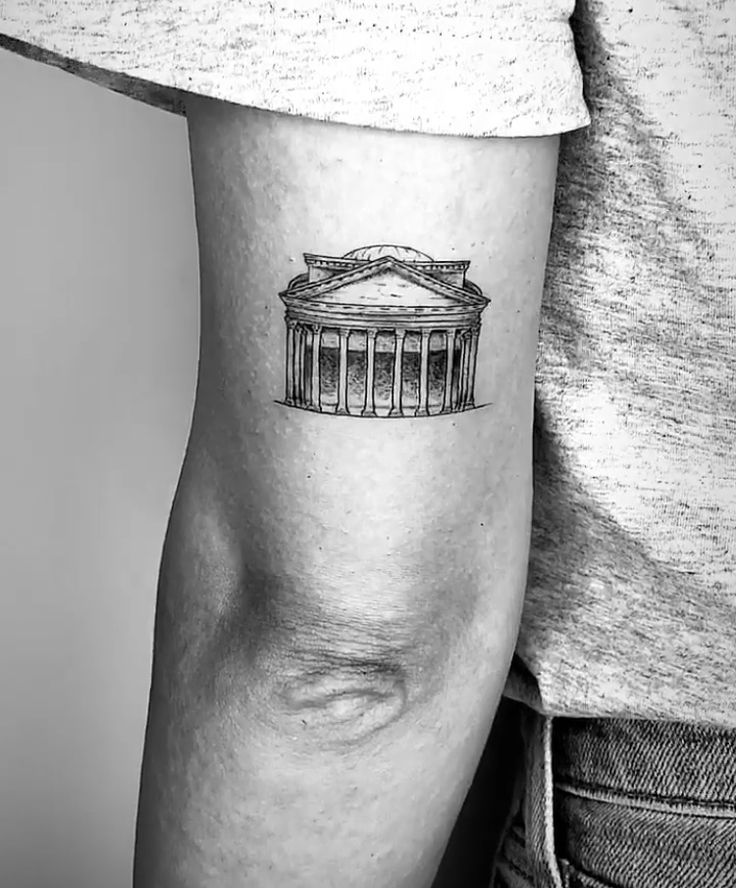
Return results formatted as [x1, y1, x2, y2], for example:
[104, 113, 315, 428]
[281, 256, 486, 310]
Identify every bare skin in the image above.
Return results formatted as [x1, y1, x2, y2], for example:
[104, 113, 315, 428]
[133, 97, 559, 888]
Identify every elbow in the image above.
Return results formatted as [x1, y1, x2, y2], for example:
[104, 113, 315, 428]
[263, 649, 410, 747]
[227, 567, 462, 749]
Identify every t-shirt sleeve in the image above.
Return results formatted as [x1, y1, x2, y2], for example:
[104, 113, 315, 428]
[0, 1, 589, 137]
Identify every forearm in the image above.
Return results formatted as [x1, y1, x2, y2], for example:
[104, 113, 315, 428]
[136, 448, 530, 888]
[134, 98, 558, 887]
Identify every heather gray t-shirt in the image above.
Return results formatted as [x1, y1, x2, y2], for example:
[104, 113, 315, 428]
[2, 0, 733, 727]
[505, 0, 736, 728]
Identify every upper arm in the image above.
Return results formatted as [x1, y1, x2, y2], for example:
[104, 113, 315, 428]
[134, 98, 559, 888]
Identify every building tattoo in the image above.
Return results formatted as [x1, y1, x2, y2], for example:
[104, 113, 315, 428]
[279, 245, 489, 418]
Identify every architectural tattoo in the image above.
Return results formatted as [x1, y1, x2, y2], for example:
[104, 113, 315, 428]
[279, 245, 489, 418]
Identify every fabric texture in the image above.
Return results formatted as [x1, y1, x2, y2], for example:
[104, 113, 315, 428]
[493, 705, 736, 888]
[503, 0, 736, 728]
[0, 1, 589, 137]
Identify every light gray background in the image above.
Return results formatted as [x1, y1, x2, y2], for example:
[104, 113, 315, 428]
[1, 48, 199, 888]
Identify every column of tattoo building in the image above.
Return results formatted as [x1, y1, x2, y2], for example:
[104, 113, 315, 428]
[279, 245, 489, 418]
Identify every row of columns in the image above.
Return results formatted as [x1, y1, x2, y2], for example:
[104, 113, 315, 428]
[285, 321, 480, 416]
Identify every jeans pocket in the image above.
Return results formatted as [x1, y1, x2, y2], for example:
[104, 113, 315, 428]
[494, 821, 596, 888]
[494, 830, 618, 888]
[556, 782, 736, 888]
[558, 858, 620, 888]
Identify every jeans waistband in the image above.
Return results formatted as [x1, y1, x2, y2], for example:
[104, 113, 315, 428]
[495, 710, 736, 888]
[551, 717, 736, 808]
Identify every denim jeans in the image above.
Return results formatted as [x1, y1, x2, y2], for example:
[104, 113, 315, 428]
[492, 707, 736, 888]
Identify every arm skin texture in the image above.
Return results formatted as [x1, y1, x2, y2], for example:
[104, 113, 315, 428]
[133, 96, 559, 888]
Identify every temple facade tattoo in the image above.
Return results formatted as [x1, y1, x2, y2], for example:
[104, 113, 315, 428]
[279, 245, 489, 418]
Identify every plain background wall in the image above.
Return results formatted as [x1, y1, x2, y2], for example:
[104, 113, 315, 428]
[0, 48, 199, 888]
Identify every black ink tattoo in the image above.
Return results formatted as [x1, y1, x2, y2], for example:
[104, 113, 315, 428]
[279, 245, 488, 418]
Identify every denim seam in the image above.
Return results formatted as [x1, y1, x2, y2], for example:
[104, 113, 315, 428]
[556, 779, 736, 817]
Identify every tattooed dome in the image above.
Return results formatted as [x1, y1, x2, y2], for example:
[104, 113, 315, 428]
[342, 244, 434, 263]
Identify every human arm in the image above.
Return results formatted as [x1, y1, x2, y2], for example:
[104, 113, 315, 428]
[132, 96, 559, 887]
